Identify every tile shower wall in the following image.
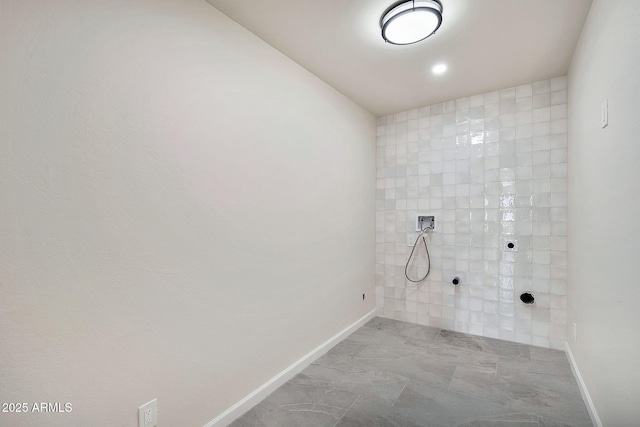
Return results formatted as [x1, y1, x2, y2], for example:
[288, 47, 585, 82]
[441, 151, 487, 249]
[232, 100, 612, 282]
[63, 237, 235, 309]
[375, 77, 568, 349]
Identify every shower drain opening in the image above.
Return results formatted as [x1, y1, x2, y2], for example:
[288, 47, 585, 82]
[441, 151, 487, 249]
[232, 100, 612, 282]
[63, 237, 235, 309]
[520, 292, 535, 304]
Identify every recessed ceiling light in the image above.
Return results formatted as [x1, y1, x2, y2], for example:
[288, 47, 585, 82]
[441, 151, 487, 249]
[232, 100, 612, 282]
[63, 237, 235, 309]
[380, 0, 444, 45]
[432, 63, 447, 75]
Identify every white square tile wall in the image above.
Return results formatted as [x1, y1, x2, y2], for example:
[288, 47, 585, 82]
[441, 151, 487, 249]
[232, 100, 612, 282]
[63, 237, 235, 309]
[375, 77, 568, 349]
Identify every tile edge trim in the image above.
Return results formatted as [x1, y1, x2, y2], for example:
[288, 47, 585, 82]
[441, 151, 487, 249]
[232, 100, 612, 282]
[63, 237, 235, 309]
[204, 308, 377, 427]
[565, 342, 602, 427]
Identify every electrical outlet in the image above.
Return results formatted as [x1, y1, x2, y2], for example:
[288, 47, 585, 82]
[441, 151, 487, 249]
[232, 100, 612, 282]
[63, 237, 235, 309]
[362, 293, 365, 300]
[138, 399, 157, 427]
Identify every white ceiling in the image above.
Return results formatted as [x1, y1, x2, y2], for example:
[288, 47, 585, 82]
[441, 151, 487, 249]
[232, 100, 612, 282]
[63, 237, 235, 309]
[205, 0, 592, 116]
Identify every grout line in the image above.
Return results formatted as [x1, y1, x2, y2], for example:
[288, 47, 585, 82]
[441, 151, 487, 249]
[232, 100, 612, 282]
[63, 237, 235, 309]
[352, 342, 368, 359]
[333, 395, 360, 427]
[391, 378, 409, 407]
[448, 364, 459, 391]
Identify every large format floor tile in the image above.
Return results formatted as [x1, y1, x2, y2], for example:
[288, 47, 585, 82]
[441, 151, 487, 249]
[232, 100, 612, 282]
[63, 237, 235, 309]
[229, 317, 592, 426]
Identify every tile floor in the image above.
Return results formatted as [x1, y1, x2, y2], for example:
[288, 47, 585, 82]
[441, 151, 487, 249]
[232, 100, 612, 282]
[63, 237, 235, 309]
[230, 317, 592, 426]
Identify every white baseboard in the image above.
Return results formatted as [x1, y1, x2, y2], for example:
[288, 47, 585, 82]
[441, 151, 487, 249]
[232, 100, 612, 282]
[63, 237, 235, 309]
[564, 342, 602, 427]
[204, 309, 377, 427]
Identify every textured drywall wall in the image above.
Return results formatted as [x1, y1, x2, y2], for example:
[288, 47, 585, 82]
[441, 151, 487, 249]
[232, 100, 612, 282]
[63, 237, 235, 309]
[567, 0, 640, 425]
[0, 1, 375, 425]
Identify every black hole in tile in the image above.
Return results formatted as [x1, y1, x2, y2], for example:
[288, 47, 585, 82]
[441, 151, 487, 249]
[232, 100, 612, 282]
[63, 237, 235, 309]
[520, 292, 535, 304]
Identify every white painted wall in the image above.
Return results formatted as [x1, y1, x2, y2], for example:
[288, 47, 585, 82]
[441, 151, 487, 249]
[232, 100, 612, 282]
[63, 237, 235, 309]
[567, 0, 640, 425]
[0, 1, 375, 426]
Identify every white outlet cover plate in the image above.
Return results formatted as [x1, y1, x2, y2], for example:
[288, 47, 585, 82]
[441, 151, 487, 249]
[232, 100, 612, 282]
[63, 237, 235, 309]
[139, 399, 157, 427]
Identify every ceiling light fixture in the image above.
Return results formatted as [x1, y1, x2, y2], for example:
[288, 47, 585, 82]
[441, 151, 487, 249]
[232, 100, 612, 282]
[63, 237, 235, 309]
[432, 63, 447, 75]
[380, 0, 443, 45]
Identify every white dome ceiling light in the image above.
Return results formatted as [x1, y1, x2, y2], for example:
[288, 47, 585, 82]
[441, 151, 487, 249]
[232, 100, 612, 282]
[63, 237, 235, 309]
[380, 0, 444, 46]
